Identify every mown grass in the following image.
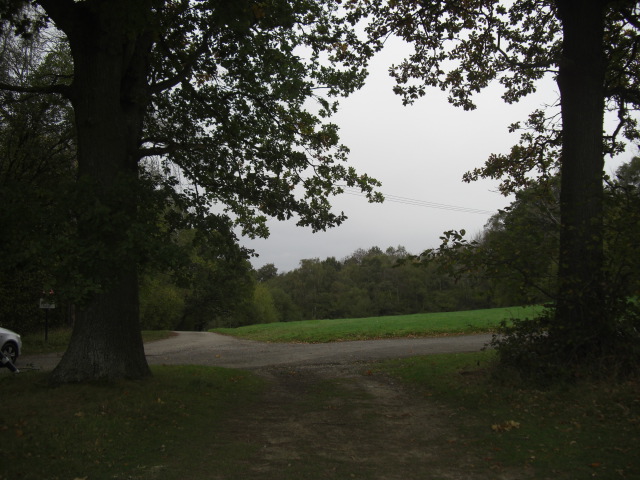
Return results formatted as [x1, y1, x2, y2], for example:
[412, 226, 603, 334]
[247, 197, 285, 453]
[380, 351, 640, 479]
[212, 305, 543, 342]
[0, 365, 265, 480]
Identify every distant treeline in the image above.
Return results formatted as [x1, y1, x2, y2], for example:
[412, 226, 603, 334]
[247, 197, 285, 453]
[254, 244, 545, 323]
[253, 157, 640, 325]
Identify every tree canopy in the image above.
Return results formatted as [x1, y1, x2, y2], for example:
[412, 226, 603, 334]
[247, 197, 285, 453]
[0, 0, 381, 382]
[348, 0, 640, 377]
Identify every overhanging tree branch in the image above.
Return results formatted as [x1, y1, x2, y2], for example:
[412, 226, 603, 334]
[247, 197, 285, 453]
[0, 80, 70, 97]
[606, 85, 640, 105]
[620, 7, 640, 30]
[149, 27, 218, 95]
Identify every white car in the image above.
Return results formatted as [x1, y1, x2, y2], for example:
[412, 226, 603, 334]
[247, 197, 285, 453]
[0, 327, 22, 365]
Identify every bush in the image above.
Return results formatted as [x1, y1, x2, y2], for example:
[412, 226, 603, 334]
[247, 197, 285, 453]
[252, 283, 279, 324]
[139, 275, 186, 330]
[491, 302, 640, 385]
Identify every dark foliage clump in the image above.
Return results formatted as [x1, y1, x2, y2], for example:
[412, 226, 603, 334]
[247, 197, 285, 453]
[492, 301, 640, 386]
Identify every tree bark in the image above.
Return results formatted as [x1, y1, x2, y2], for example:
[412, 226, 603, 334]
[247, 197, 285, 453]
[555, 0, 607, 341]
[46, 1, 153, 383]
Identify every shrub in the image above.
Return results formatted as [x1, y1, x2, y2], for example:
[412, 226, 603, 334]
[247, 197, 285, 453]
[139, 275, 186, 330]
[492, 302, 640, 385]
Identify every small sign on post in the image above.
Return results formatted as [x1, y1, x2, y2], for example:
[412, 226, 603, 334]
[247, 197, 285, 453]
[39, 298, 56, 309]
[40, 290, 56, 342]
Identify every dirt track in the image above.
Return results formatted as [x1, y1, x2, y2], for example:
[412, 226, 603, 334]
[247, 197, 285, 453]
[15, 333, 531, 479]
[19, 331, 493, 372]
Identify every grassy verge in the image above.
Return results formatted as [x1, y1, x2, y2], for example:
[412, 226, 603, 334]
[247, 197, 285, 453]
[0, 365, 265, 480]
[20, 329, 174, 355]
[211, 305, 543, 342]
[380, 351, 640, 479]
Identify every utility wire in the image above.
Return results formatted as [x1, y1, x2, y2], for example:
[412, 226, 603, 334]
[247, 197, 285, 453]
[340, 186, 496, 215]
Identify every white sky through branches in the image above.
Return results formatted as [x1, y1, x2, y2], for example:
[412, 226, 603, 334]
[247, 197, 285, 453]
[240, 40, 633, 273]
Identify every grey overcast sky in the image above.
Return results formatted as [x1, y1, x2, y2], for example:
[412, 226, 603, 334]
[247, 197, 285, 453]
[240, 40, 632, 273]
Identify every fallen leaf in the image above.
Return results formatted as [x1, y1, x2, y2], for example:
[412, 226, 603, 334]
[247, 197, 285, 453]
[491, 420, 521, 432]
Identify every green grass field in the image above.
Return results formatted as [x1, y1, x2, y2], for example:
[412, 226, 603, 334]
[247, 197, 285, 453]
[211, 305, 544, 342]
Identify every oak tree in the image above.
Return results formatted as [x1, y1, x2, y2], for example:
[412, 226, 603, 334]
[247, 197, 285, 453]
[0, 0, 379, 382]
[350, 0, 640, 370]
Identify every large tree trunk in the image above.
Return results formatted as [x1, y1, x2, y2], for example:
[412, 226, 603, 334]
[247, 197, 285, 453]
[47, 2, 153, 383]
[555, 0, 607, 345]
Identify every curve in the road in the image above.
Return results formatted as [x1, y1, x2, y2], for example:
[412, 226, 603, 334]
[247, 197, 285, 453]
[144, 331, 493, 369]
[16, 331, 494, 372]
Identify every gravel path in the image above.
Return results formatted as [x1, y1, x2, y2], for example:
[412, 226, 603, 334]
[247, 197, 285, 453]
[18, 331, 493, 372]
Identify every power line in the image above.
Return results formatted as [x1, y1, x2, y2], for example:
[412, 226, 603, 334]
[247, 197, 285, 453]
[340, 186, 495, 215]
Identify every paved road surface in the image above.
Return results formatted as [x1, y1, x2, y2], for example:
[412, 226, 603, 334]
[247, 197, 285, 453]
[15, 332, 493, 372]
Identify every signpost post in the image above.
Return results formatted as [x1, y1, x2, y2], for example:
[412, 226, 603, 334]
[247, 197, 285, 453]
[39, 291, 56, 343]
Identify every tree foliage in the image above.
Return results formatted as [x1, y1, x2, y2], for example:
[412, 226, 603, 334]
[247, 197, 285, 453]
[139, 0, 382, 240]
[348, 0, 640, 379]
[604, 157, 640, 297]
[350, 0, 638, 171]
[263, 246, 501, 321]
[0, 0, 381, 382]
[422, 158, 640, 381]
[138, 225, 260, 331]
[0, 27, 74, 332]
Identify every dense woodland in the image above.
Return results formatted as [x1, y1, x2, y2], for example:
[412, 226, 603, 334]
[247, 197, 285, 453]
[257, 244, 538, 324]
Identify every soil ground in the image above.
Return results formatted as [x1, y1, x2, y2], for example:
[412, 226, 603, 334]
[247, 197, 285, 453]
[216, 362, 531, 480]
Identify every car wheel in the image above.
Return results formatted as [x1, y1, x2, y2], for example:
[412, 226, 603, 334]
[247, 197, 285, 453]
[1, 342, 19, 364]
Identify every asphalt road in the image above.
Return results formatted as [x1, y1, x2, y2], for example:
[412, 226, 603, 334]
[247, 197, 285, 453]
[16, 332, 494, 372]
